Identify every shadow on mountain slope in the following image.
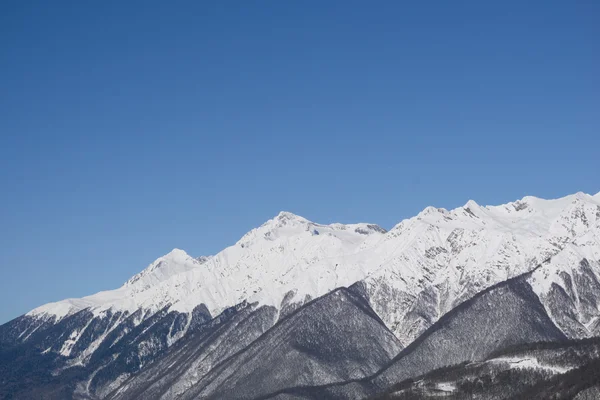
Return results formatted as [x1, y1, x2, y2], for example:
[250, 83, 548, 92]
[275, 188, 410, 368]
[109, 285, 402, 400]
[263, 270, 567, 400]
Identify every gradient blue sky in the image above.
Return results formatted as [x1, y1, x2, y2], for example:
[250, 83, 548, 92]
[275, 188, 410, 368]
[1, 1, 598, 323]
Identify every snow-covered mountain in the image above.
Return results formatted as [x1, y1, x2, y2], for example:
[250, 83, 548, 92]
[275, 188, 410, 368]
[27, 213, 390, 327]
[2, 191, 600, 399]
[27, 192, 600, 342]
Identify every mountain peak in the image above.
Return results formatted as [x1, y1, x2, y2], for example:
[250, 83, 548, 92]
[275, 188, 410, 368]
[464, 199, 480, 209]
[260, 211, 310, 230]
[420, 206, 439, 215]
[275, 210, 307, 222]
[567, 191, 590, 203]
[123, 248, 194, 288]
[235, 211, 311, 248]
[164, 248, 190, 259]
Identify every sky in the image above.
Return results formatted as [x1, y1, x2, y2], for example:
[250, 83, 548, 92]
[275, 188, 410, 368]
[0, 1, 598, 323]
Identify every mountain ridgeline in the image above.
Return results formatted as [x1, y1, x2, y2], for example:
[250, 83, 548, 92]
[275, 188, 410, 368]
[1, 192, 600, 399]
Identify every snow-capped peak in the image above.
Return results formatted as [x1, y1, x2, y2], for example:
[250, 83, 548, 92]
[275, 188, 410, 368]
[156, 248, 193, 266]
[463, 199, 480, 209]
[166, 248, 191, 258]
[124, 248, 197, 287]
[235, 211, 311, 248]
[418, 206, 448, 217]
[27, 192, 600, 338]
[274, 210, 307, 222]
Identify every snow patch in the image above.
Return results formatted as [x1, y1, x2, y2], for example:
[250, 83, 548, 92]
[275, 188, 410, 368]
[436, 382, 456, 392]
[491, 357, 573, 374]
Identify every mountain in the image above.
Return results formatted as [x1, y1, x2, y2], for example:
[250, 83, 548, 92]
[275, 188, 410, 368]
[1, 191, 599, 399]
[16, 193, 600, 340]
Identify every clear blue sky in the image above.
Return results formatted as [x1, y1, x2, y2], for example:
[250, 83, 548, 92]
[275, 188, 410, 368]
[1, 1, 598, 323]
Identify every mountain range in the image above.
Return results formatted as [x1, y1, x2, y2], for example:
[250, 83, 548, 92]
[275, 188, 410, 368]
[1, 191, 600, 399]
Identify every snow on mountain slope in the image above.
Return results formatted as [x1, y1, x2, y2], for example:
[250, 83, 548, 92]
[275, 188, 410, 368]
[28, 249, 205, 320]
[28, 212, 387, 321]
[528, 241, 600, 338]
[22, 192, 600, 352]
[364, 192, 600, 344]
